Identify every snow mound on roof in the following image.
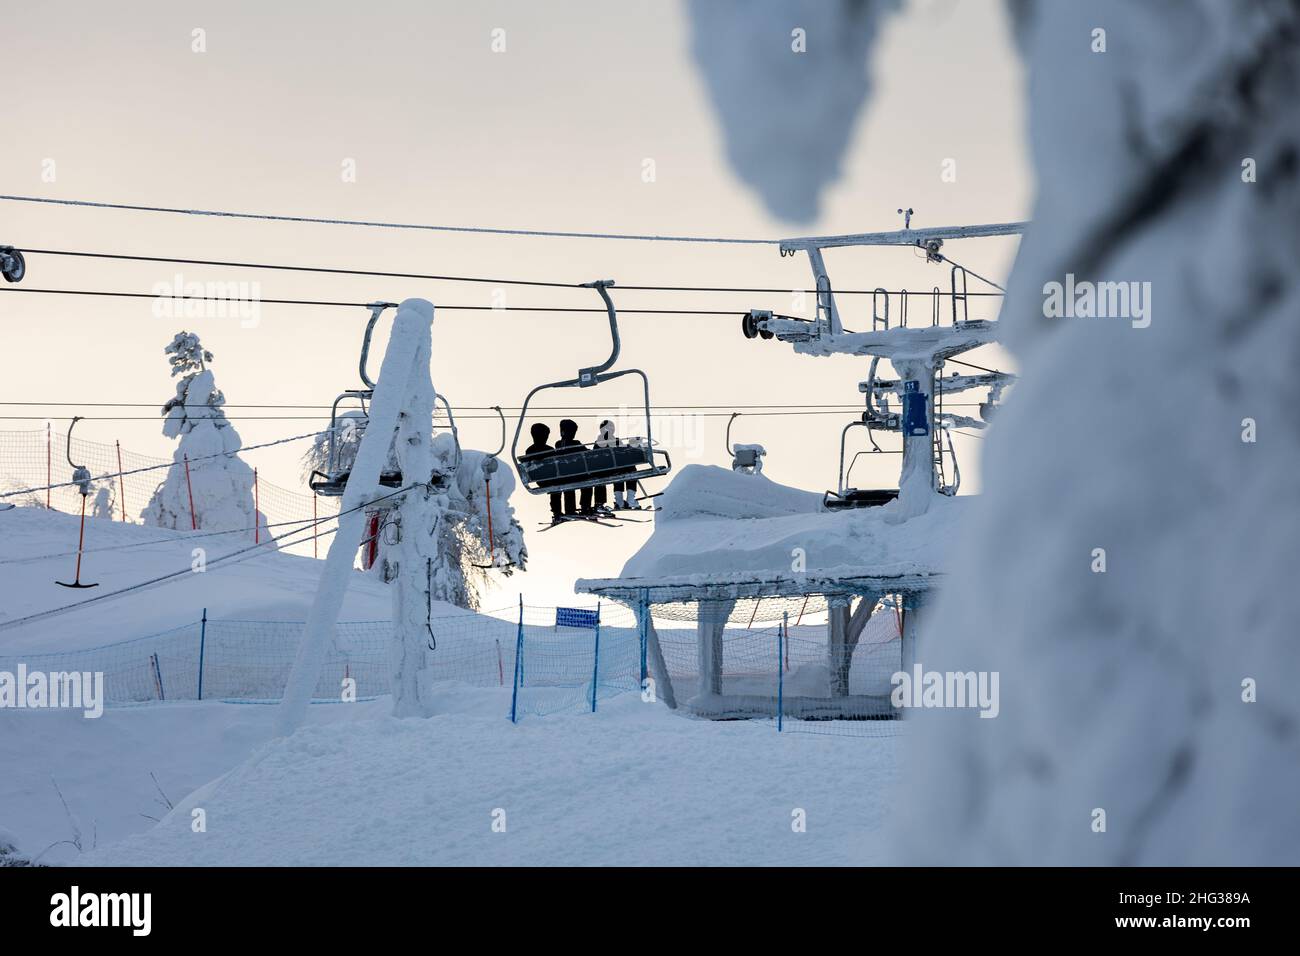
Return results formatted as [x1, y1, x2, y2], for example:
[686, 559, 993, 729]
[658, 464, 821, 522]
[614, 465, 961, 584]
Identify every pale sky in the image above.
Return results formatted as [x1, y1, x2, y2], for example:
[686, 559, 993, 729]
[0, 0, 1030, 610]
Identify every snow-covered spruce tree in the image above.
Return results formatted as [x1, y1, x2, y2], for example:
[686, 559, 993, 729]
[304, 425, 527, 609]
[142, 332, 268, 538]
[433, 434, 527, 610]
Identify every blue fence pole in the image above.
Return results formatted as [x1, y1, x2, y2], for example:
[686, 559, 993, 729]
[778, 613, 786, 732]
[638, 591, 648, 687]
[197, 608, 208, 701]
[590, 601, 601, 713]
[510, 596, 524, 723]
[152, 653, 167, 702]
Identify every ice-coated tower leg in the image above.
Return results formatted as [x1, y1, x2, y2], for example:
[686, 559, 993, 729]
[387, 311, 444, 718]
[276, 298, 435, 737]
[891, 357, 938, 523]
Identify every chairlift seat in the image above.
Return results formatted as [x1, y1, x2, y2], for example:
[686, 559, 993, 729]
[511, 281, 673, 497]
[823, 488, 900, 510]
[519, 441, 668, 494]
[309, 469, 404, 498]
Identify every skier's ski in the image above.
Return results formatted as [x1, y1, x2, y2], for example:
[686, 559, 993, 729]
[538, 514, 622, 531]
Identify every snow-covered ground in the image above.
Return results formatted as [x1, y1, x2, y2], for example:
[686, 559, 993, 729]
[2, 696, 390, 865]
[1, 504, 898, 866]
[53, 692, 894, 867]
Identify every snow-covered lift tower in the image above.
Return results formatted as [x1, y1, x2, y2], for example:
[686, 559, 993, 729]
[278, 298, 444, 735]
[741, 220, 1022, 519]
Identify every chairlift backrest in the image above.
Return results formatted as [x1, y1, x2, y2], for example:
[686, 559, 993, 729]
[310, 303, 399, 498]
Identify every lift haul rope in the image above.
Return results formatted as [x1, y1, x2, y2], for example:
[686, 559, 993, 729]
[0, 483, 417, 632]
[11, 246, 1007, 297]
[0, 510, 349, 566]
[0, 194, 778, 245]
[0, 288, 752, 315]
[0, 429, 324, 499]
[0, 407, 987, 423]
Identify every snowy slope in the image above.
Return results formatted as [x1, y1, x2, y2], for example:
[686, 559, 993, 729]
[78, 693, 896, 867]
[0, 506, 395, 655]
[1, 697, 390, 865]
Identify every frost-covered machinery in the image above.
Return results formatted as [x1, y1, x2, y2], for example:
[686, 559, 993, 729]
[512, 280, 672, 497]
[739, 216, 1020, 515]
[739, 220, 1024, 345]
[0, 245, 25, 283]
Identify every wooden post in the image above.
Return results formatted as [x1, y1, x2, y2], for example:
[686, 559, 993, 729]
[182, 454, 197, 530]
[116, 440, 126, 521]
[484, 478, 495, 565]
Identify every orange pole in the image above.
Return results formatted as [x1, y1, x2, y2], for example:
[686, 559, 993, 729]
[74, 496, 87, 581]
[795, 594, 809, 626]
[484, 478, 495, 564]
[183, 454, 197, 530]
[116, 440, 126, 521]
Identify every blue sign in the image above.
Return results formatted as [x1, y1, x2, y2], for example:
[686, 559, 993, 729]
[902, 380, 929, 436]
[556, 607, 600, 630]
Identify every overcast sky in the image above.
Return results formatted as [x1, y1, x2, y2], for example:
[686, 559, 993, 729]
[1, 0, 1031, 609]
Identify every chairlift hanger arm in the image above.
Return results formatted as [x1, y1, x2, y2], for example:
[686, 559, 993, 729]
[725, 412, 740, 456]
[66, 415, 85, 469]
[359, 301, 398, 389]
[487, 405, 506, 459]
[577, 280, 619, 386]
[436, 393, 462, 475]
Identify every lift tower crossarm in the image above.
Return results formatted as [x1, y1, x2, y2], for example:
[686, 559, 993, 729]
[779, 221, 1027, 253]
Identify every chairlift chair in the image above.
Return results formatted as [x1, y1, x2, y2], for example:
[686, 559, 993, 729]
[309, 302, 405, 497]
[725, 412, 765, 474]
[512, 281, 672, 497]
[823, 360, 901, 511]
[56, 416, 99, 588]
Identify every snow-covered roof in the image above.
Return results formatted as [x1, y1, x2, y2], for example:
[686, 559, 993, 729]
[577, 465, 963, 602]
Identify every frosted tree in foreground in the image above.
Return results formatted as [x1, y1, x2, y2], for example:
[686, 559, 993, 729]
[690, 0, 1300, 863]
[141, 332, 267, 537]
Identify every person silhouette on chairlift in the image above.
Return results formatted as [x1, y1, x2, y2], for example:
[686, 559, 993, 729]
[525, 422, 563, 522]
[593, 418, 639, 511]
[554, 418, 590, 516]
